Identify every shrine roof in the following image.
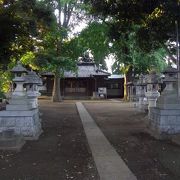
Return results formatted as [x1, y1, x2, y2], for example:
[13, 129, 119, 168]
[65, 63, 110, 78]
[42, 62, 110, 78]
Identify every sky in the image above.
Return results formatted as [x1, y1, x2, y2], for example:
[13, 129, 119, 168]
[105, 55, 115, 73]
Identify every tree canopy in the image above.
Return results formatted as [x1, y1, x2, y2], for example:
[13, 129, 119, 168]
[87, 0, 180, 51]
[75, 22, 110, 69]
[34, 0, 89, 101]
[0, 0, 55, 67]
[83, 0, 180, 75]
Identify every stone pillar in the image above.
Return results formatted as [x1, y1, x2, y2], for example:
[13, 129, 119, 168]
[145, 71, 160, 110]
[126, 82, 134, 102]
[136, 74, 146, 111]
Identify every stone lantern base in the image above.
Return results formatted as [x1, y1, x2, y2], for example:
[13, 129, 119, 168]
[148, 106, 180, 139]
[0, 129, 25, 151]
[0, 108, 42, 140]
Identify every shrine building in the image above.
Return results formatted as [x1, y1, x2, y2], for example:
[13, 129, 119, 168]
[41, 59, 124, 99]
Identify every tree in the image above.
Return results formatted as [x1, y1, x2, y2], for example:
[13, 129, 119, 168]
[0, 0, 91, 102]
[0, 0, 55, 97]
[38, 0, 89, 102]
[86, 0, 180, 50]
[110, 27, 167, 99]
[0, 0, 55, 66]
[76, 22, 111, 69]
[85, 0, 178, 99]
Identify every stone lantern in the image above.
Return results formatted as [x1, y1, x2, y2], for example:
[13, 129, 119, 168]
[0, 62, 42, 141]
[11, 61, 28, 97]
[156, 66, 178, 108]
[7, 62, 31, 111]
[145, 71, 160, 110]
[25, 70, 42, 108]
[148, 66, 180, 139]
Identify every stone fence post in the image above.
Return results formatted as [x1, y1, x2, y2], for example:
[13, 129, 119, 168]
[136, 74, 147, 111]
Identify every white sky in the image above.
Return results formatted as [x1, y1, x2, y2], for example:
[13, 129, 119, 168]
[105, 54, 115, 73]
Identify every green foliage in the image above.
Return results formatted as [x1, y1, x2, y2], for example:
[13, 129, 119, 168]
[86, 0, 180, 52]
[0, 70, 12, 95]
[35, 51, 77, 76]
[33, 23, 78, 76]
[61, 37, 82, 61]
[0, 0, 56, 98]
[20, 51, 37, 69]
[111, 26, 167, 75]
[77, 22, 111, 69]
[0, 0, 55, 65]
[83, 0, 174, 79]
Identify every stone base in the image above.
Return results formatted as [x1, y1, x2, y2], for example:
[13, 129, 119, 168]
[146, 126, 171, 140]
[0, 109, 42, 140]
[0, 130, 25, 151]
[149, 107, 180, 139]
[171, 135, 180, 145]
[25, 128, 43, 140]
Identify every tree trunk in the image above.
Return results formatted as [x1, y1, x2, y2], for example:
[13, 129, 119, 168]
[123, 66, 133, 101]
[52, 75, 62, 102]
[123, 74, 128, 101]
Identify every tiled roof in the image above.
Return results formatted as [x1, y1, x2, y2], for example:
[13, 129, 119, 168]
[42, 63, 110, 78]
[64, 63, 110, 78]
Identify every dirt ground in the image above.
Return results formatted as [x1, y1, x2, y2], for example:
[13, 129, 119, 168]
[1, 100, 180, 180]
[0, 100, 99, 180]
[84, 101, 180, 180]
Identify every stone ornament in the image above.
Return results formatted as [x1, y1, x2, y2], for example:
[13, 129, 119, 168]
[0, 61, 42, 144]
[148, 65, 180, 138]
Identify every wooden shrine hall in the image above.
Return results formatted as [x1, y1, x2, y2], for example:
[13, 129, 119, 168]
[41, 61, 111, 99]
